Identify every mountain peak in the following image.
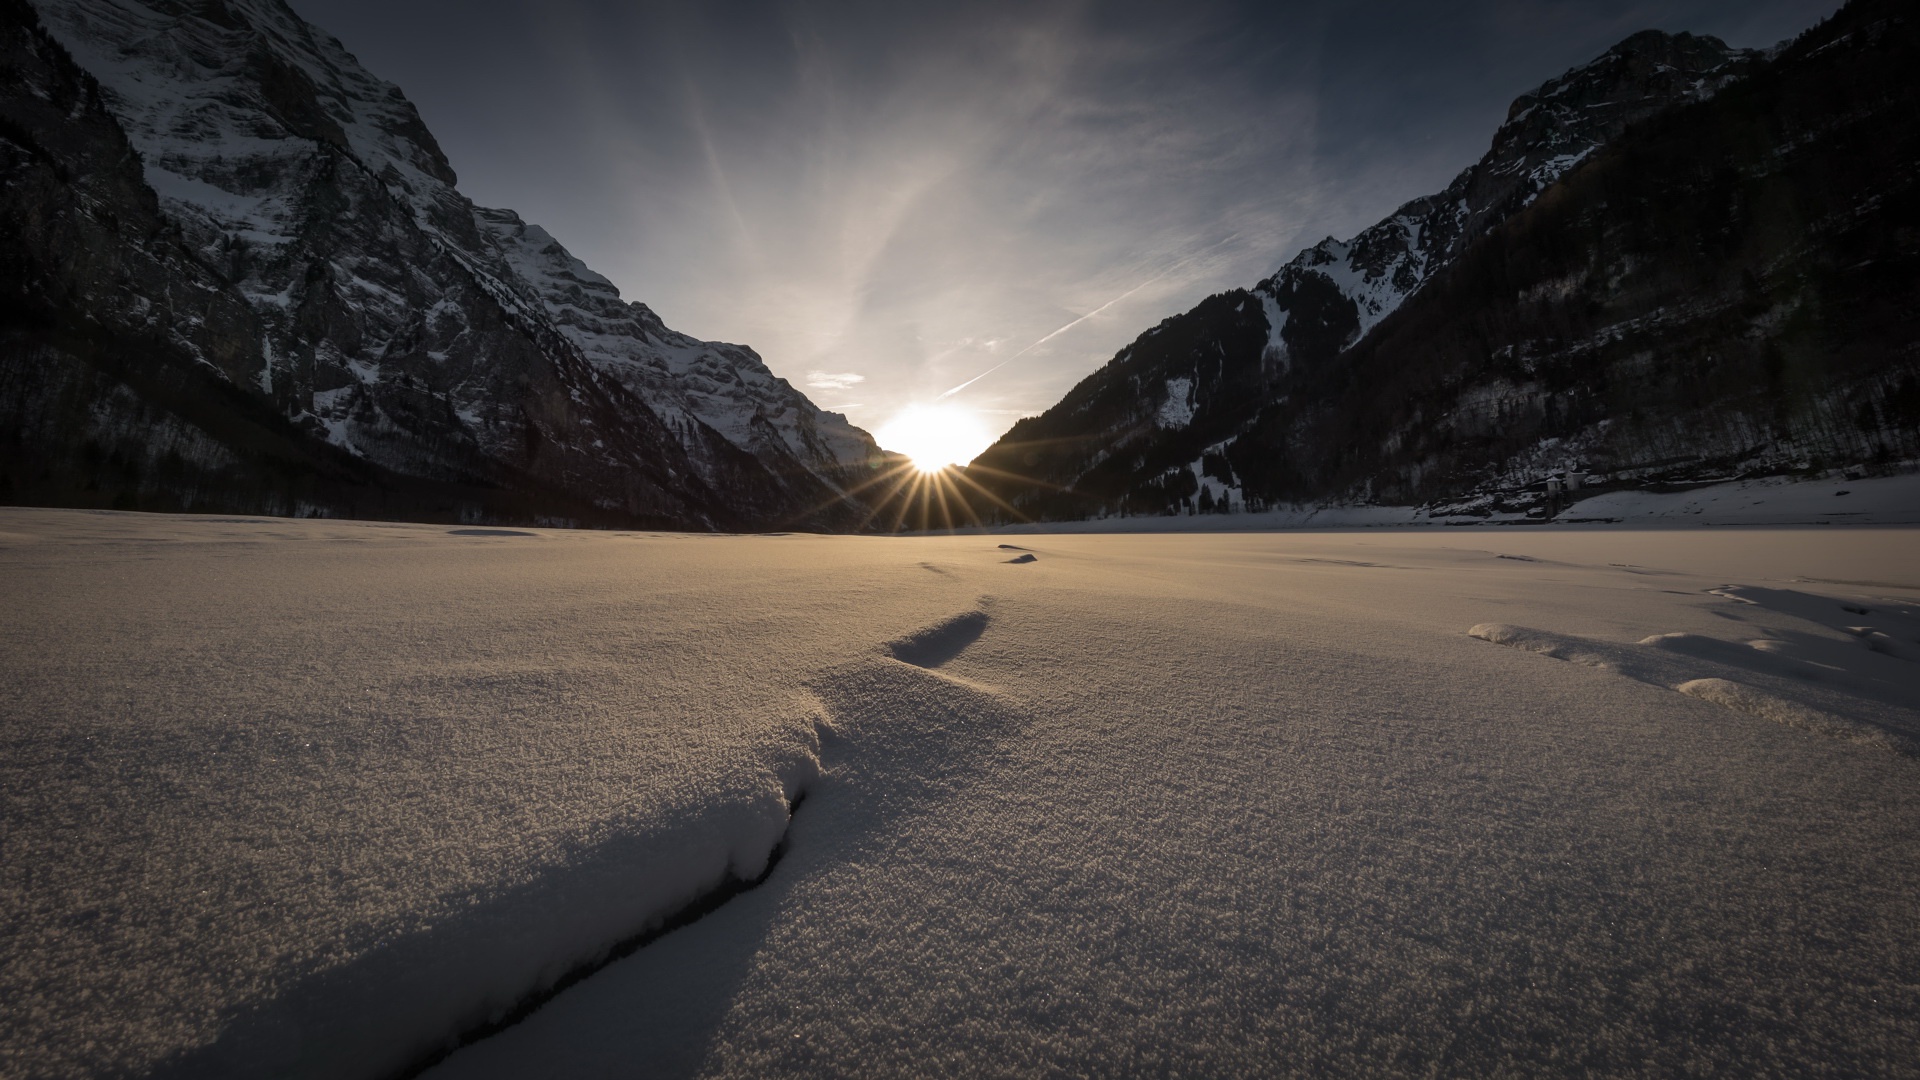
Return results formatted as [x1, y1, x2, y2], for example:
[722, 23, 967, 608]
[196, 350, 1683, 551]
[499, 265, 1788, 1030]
[5, 0, 882, 528]
[1247, 27, 1758, 372]
[964, 4, 1917, 524]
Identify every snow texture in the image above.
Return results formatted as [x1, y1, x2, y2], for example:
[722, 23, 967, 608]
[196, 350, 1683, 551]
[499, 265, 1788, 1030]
[4, 509, 1918, 1078]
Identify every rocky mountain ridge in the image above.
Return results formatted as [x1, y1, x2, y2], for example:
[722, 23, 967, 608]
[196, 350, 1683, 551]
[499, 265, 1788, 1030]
[967, 2, 1919, 523]
[1, 0, 882, 528]
[1257, 29, 1759, 368]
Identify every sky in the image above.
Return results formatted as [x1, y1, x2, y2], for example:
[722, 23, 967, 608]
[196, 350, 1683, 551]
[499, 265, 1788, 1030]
[290, 0, 1841, 447]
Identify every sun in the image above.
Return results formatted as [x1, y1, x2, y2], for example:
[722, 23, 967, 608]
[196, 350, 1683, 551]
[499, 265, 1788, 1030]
[874, 402, 994, 473]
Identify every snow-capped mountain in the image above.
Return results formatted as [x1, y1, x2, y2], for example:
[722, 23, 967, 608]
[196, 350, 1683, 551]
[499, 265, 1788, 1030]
[967, 6, 1920, 522]
[477, 210, 874, 486]
[1255, 30, 1758, 363]
[1, 0, 881, 528]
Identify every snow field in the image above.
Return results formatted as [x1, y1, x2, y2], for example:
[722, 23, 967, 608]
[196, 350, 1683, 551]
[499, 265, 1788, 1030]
[3, 511, 1918, 1077]
[432, 528, 1920, 1077]
[0, 512, 981, 1078]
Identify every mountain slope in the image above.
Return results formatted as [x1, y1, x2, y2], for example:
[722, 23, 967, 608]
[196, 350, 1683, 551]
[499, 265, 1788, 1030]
[1, 0, 881, 528]
[968, 6, 1918, 522]
[1238, 0, 1920, 515]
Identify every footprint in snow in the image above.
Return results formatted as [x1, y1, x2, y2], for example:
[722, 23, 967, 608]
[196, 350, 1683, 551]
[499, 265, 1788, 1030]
[887, 608, 992, 669]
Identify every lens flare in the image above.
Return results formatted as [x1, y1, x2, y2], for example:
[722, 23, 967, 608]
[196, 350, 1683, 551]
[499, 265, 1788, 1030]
[874, 403, 993, 473]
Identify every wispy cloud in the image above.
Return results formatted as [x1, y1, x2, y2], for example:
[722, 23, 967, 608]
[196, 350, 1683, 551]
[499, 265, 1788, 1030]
[937, 232, 1243, 400]
[306, 0, 1845, 437]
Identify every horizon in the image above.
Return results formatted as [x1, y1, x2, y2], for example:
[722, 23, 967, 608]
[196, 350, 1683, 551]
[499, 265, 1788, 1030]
[288, 0, 1840, 459]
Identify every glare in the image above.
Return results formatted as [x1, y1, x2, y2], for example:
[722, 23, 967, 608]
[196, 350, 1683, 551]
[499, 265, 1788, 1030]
[874, 402, 993, 473]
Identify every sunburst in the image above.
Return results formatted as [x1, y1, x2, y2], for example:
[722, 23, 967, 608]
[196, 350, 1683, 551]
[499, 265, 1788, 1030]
[873, 403, 993, 474]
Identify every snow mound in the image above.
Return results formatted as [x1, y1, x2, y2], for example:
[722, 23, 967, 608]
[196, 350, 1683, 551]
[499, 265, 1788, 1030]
[1674, 679, 1905, 754]
[1467, 623, 1623, 673]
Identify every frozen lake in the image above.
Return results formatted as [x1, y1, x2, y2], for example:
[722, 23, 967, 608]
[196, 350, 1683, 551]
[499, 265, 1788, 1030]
[3, 509, 1917, 1077]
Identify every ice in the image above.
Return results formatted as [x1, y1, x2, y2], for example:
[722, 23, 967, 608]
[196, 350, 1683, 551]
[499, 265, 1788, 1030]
[4, 510, 1919, 1077]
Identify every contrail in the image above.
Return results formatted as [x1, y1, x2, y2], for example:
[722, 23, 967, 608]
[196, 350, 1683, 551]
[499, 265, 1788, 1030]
[936, 233, 1240, 401]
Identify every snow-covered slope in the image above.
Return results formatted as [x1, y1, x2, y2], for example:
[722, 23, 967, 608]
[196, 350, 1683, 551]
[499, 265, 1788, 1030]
[475, 210, 873, 484]
[1255, 31, 1757, 359]
[14, 0, 878, 527]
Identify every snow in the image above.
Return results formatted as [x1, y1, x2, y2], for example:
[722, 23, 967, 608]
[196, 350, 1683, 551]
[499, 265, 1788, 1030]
[1257, 288, 1289, 370]
[4, 508, 1919, 1078]
[1274, 224, 1428, 350]
[1524, 147, 1595, 197]
[31, 0, 878, 494]
[1561, 472, 1920, 525]
[472, 208, 874, 479]
[1154, 376, 1194, 428]
[1468, 610, 1918, 756]
[974, 472, 1920, 534]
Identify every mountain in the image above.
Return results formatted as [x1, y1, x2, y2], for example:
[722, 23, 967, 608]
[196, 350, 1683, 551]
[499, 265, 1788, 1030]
[0, 0, 886, 529]
[967, 1, 1920, 523]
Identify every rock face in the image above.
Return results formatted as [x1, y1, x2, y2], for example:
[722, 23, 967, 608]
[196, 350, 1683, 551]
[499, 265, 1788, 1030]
[968, 3, 1920, 522]
[0, 0, 882, 528]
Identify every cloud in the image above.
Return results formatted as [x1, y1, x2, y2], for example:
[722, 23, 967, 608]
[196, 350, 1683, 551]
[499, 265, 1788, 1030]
[293, 0, 1845, 440]
[806, 371, 867, 390]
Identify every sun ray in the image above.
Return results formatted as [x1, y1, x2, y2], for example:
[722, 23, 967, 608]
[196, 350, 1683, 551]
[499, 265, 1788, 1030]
[948, 467, 1029, 524]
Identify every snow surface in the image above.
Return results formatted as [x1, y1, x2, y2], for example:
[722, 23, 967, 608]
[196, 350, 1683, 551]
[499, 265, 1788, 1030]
[976, 472, 1920, 534]
[3, 509, 1918, 1078]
